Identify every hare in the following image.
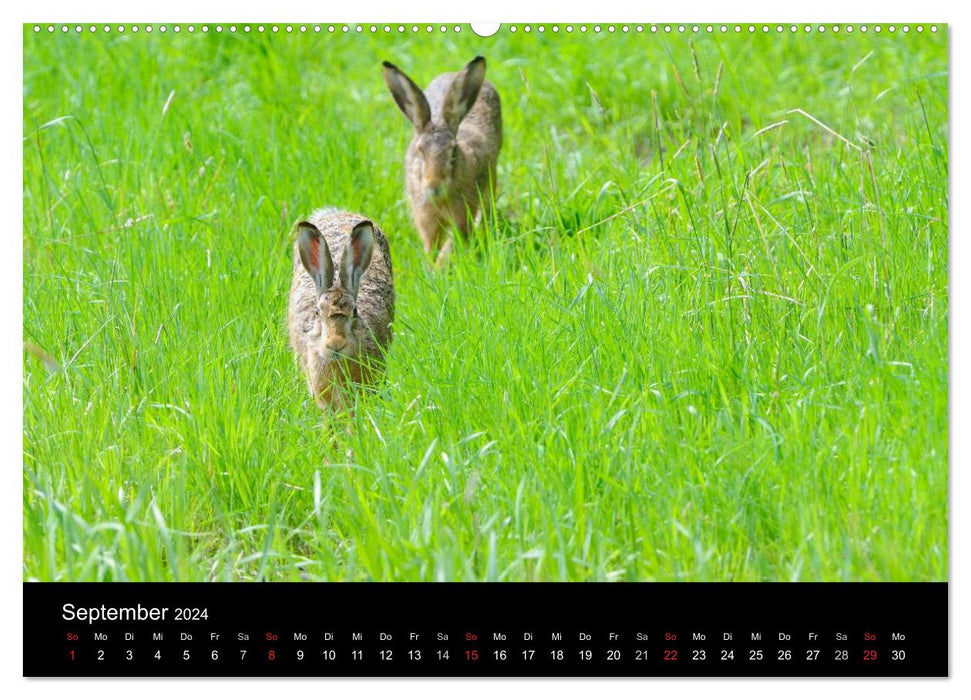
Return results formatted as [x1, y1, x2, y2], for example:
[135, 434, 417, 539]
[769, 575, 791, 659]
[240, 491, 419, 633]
[288, 209, 395, 410]
[383, 55, 502, 266]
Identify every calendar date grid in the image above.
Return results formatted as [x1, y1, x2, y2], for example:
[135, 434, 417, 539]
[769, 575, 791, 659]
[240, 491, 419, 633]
[60, 625, 914, 671]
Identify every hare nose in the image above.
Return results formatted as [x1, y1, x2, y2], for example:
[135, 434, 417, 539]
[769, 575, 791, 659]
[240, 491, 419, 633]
[326, 337, 348, 352]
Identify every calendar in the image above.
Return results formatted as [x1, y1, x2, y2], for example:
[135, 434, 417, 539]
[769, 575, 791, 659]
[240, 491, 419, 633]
[22, 20, 950, 682]
[24, 583, 946, 676]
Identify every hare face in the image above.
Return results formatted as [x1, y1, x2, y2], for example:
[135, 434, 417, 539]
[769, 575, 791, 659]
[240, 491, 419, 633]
[417, 127, 459, 200]
[303, 288, 366, 407]
[314, 288, 362, 361]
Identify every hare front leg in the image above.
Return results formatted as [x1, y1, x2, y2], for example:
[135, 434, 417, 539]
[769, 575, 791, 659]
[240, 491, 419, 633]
[434, 237, 455, 269]
[414, 205, 449, 257]
[434, 201, 476, 268]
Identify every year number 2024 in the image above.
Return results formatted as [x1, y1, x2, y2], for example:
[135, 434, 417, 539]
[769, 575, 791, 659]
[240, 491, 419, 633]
[173, 608, 209, 621]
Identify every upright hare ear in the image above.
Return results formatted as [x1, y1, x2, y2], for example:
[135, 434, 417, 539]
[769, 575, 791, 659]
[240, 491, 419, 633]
[297, 221, 335, 297]
[383, 61, 431, 130]
[341, 220, 374, 301]
[442, 56, 486, 133]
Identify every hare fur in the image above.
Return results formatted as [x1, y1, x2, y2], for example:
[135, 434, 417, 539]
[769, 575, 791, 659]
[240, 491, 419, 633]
[288, 209, 395, 410]
[383, 56, 502, 265]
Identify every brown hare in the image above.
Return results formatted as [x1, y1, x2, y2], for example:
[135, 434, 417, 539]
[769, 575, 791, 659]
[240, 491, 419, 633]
[287, 209, 395, 410]
[383, 56, 502, 266]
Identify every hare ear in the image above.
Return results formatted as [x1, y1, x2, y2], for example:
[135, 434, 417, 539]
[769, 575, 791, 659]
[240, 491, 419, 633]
[442, 56, 486, 133]
[383, 61, 431, 130]
[297, 221, 334, 297]
[340, 220, 374, 301]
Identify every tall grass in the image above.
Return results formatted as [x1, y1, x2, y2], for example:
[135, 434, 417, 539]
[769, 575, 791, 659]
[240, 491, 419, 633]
[23, 25, 948, 581]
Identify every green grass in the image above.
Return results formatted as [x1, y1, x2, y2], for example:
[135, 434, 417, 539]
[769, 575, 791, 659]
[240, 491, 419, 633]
[23, 25, 948, 582]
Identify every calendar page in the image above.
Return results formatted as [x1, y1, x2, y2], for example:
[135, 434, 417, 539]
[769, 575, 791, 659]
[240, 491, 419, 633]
[22, 19, 948, 678]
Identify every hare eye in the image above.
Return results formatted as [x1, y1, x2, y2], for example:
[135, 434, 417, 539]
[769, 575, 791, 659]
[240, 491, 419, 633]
[314, 308, 321, 318]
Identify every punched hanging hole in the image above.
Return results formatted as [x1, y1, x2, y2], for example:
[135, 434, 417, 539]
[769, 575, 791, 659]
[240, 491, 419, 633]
[470, 23, 501, 37]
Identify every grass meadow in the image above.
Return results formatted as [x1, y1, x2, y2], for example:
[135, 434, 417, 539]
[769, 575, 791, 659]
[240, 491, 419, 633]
[23, 25, 948, 582]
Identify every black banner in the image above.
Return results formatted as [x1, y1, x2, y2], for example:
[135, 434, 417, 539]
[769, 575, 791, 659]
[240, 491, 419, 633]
[23, 582, 947, 677]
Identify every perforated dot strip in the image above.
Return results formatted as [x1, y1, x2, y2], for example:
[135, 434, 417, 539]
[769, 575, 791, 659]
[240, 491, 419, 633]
[31, 24, 940, 35]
